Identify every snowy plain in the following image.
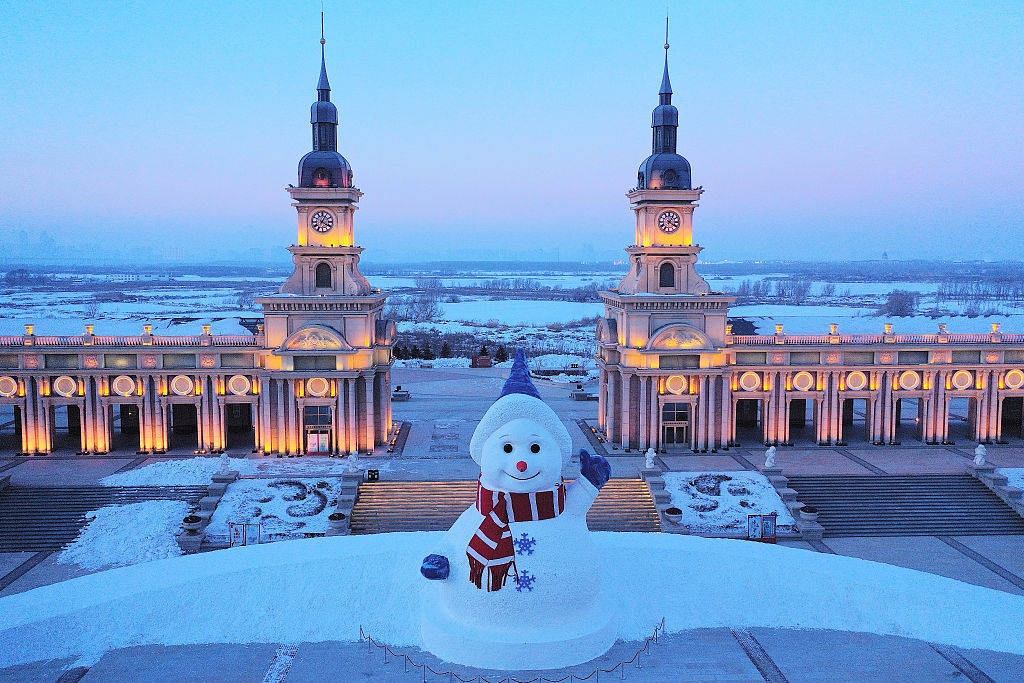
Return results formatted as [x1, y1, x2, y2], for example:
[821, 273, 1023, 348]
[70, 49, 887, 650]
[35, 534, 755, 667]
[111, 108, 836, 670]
[2, 532, 1024, 669]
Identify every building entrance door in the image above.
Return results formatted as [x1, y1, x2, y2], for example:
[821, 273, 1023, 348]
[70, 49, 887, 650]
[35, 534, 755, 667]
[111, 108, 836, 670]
[661, 402, 691, 450]
[304, 405, 332, 454]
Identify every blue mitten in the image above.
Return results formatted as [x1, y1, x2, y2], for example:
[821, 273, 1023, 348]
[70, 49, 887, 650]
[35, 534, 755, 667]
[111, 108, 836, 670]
[579, 449, 611, 489]
[421, 553, 450, 580]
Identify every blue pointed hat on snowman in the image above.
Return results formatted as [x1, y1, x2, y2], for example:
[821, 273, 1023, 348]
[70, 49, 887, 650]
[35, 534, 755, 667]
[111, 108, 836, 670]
[469, 349, 573, 464]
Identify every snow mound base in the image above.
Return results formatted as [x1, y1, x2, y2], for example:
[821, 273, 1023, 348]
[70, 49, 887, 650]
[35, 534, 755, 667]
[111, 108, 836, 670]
[3, 533, 1024, 669]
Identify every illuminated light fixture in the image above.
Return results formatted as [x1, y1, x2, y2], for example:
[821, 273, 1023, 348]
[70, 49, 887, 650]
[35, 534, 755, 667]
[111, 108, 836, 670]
[1005, 369, 1024, 390]
[739, 371, 761, 392]
[792, 371, 815, 392]
[951, 370, 974, 391]
[845, 371, 868, 392]
[898, 370, 921, 391]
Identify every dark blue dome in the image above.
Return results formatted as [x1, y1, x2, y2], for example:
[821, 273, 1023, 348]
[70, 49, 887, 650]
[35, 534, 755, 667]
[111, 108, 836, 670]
[298, 150, 352, 188]
[637, 153, 691, 190]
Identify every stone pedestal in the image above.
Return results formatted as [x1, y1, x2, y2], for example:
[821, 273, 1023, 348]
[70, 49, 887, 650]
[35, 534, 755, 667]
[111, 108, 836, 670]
[176, 532, 203, 554]
[212, 470, 240, 484]
[799, 520, 824, 541]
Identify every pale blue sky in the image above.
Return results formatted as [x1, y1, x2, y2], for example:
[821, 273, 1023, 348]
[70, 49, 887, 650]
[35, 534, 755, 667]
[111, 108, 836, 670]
[1, 1, 1022, 263]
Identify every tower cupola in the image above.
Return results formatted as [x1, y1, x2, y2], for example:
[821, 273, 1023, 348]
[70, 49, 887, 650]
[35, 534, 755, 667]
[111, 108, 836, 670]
[297, 15, 352, 189]
[636, 19, 691, 191]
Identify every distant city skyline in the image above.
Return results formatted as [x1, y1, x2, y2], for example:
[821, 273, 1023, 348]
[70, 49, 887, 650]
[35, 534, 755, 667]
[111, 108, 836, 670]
[1, 1, 1022, 264]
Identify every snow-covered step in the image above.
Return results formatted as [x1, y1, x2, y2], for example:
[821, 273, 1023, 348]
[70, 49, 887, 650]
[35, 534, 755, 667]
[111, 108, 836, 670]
[0, 486, 207, 551]
[786, 475, 1024, 537]
[349, 479, 661, 535]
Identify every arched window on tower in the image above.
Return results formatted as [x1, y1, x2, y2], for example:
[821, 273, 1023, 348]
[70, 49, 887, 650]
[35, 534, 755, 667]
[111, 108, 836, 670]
[315, 262, 332, 289]
[659, 262, 675, 288]
[313, 168, 331, 188]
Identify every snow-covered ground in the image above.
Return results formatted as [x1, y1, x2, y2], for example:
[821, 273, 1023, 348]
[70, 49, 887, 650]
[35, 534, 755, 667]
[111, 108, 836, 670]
[208, 478, 341, 540]
[57, 501, 190, 571]
[999, 468, 1024, 491]
[3, 532, 1024, 669]
[102, 458, 258, 486]
[663, 472, 796, 534]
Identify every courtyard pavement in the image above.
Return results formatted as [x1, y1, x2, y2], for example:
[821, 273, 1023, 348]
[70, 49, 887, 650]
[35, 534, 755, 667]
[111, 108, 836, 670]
[2, 366, 1024, 679]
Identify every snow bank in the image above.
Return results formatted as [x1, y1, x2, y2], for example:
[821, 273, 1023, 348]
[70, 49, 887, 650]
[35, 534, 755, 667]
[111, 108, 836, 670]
[3, 533, 1024, 668]
[663, 472, 796, 533]
[102, 457, 257, 486]
[58, 501, 190, 571]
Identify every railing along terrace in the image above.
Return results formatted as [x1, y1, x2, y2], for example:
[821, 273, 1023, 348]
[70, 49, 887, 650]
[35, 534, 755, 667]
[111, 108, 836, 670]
[728, 331, 1018, 346]
[0, 333, 260, 347]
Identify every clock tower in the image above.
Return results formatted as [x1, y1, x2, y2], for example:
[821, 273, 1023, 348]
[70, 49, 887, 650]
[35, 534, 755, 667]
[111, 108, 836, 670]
[596, 22, 734, 452]
[256, 19, 393, 455]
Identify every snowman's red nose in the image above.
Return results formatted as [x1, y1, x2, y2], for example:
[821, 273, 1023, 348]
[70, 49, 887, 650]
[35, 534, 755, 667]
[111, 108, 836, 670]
[516, 460, 528, 472]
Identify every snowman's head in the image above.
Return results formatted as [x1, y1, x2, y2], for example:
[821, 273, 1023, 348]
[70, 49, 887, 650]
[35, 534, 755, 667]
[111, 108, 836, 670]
[470, 351, 573, 493]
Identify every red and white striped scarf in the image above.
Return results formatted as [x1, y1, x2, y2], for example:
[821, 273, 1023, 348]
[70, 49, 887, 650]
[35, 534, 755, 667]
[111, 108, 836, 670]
[467, 478, 567, 591]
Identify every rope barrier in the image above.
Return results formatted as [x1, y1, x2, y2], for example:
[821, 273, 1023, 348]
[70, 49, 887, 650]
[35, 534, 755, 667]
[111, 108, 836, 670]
[358, 617, 666, 683]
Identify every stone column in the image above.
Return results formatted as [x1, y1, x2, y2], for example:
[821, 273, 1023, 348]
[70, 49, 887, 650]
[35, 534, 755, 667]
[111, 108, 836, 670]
[365, 373, 376, 452]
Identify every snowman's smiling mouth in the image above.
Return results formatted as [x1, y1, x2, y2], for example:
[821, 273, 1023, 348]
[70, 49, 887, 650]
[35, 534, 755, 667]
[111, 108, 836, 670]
[504, 470, 540, 481]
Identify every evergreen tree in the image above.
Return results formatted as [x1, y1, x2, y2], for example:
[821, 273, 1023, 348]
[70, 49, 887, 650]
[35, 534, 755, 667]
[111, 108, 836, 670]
[409, 344, 422, 359]
[422, 343, 436, 360]
[479, 345, 490, 357]
[440, 341, 453, 358]
[494, 345, 509, 363]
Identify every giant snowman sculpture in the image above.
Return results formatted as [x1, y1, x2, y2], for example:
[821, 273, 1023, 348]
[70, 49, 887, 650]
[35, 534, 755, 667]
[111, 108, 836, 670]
[419, 350, 617, 670]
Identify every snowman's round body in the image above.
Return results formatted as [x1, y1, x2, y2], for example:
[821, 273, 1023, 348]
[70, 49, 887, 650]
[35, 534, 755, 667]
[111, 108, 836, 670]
[420, 476, 615, 670]
[418, 371, 617, 671]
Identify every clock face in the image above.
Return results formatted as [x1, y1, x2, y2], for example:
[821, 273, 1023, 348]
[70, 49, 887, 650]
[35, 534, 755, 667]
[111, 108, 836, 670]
[658, 210, 681, 234]
[310, 210, 334, 233]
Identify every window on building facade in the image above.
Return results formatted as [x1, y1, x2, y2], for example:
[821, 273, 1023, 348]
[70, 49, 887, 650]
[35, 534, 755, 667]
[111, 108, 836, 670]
[659, 262, 675, 288]
[662, 402, 690, 422]
[315, 262, 332, 289]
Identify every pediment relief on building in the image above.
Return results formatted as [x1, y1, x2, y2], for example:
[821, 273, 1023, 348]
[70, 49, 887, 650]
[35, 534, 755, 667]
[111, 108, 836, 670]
[646, 324, 712, 351]
[280, 325, 353, 352]
[596, 318, 618, 344]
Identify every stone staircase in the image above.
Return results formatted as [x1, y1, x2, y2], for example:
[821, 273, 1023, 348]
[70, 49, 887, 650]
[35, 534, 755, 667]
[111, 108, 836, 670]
[0, 485, 208, 551]
[349, 479, 661, 535]
[786, 474, 1024, 537]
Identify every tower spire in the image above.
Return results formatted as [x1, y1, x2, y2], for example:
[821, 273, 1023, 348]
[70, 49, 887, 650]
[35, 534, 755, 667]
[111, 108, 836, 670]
[659, 15, 672, 103]
[317, 11, 331, 96]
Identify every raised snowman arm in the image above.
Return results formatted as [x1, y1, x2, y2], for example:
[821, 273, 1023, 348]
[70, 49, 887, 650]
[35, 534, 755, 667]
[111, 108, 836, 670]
[565, 449, 610, 516]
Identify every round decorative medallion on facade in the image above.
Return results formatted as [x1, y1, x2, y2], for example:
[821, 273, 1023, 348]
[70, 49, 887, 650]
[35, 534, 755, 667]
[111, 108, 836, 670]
[657, 210, 681, 234]
[228, 375, 251, 396]
[1005, 369, 1024, 390]
[899, 370, 921, 391]
[792, 371, 815, 392]
[53, 376, 77, 398]
[112, 375, 136, 397]
[306, 377, 329, 397]
[665, 375, 686, 395]
[171, 375, 195, 397]
[845, 371, 868, 391]
[0, 376, 18, 398]
[739, 371, 761, 392]
[951, 370, 974, 390]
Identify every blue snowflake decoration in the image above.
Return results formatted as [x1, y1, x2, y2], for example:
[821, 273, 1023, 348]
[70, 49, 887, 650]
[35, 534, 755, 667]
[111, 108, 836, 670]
[514, 570, 536, 592]
[514, 533, 536, 556]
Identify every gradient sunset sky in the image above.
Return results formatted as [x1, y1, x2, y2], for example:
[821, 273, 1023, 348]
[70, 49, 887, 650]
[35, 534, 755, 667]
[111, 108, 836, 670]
[1, 1, 1021, 263]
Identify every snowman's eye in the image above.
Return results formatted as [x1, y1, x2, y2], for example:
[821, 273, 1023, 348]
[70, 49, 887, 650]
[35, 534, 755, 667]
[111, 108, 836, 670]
[503, 443, 513, 453]
[530, 443, 540, 454]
